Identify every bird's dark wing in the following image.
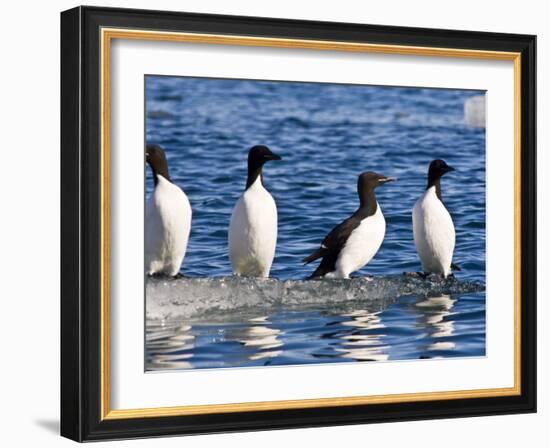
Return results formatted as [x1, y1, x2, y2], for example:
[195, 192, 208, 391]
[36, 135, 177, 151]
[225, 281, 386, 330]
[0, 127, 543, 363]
[303, 214, 362, 277]
[302, 246, 327, 264]
[309, 254, 339, 278]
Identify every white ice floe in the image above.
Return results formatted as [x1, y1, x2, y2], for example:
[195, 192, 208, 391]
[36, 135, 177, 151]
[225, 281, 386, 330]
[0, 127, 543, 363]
[146, 275, 484, 321]
[464, 95, 486, 128]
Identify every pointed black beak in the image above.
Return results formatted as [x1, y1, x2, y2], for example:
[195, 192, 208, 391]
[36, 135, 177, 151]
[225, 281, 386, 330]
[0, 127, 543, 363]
[380, 176, 397, 183]
[266, 153, 282, 161]
[446, 165, 455, 172]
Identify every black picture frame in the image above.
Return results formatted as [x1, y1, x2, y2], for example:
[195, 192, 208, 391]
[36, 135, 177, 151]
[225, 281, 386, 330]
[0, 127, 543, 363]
[61, 5, 536, 442]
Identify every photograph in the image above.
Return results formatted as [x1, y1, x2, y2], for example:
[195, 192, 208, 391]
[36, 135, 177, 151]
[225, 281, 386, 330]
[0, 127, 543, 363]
[144, 76, 487, 371]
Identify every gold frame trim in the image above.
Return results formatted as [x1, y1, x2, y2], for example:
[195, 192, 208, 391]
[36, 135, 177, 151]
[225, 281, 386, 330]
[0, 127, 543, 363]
[100, 28, 522, 421]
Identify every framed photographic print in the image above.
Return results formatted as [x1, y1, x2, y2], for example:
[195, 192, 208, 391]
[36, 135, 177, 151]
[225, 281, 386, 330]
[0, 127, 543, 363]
[60, 6, 536, 442]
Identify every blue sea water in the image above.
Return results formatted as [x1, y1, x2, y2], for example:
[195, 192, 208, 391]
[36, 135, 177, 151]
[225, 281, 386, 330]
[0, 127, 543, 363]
[145, 76, 486, 371]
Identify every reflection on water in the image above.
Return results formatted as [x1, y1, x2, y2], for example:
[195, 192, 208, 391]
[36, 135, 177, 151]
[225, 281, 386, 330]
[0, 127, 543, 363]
[233, 318, 283, 361]
[146, 292, 485, 371]
[335, 310, 389, 361]
[416, 295, 456, 352]
[146, 323, 195, 370]
[416, 295, 456, 350]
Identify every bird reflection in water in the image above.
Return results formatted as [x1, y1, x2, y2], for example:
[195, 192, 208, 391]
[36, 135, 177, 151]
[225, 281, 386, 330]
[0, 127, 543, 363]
[235, 316, 283, 361]
[334, 310, 389, 361]
[415, 294, 456, 352]
[145, 295, 462, 369]
[146, 322, 195, 370]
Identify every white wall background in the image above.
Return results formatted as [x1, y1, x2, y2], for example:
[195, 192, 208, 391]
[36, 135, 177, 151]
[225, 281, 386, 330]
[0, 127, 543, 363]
[0, 0, 546, 446]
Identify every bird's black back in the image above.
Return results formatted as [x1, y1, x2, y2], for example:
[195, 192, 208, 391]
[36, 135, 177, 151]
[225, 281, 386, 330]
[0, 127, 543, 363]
[306, 207, 373, 278]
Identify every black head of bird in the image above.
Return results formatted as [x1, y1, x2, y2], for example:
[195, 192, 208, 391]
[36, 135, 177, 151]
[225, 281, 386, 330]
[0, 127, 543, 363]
[428, 159, 455, 182]
[358, 171, 397, 193]
[246, 145, 282, 188]
[146, 144, 171, 183]
[248, 145, 282, 169]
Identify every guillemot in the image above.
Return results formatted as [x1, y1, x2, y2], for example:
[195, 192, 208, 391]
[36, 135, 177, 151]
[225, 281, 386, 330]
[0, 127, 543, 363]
[412, 159, 456, 278]
[303, 172, 396, 279]
[228, 145, 282, 277]
[145, 144, 192, 277]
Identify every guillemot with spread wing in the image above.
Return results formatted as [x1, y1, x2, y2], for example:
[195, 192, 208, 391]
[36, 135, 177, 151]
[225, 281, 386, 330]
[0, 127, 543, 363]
[303, 172, 396, 279]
